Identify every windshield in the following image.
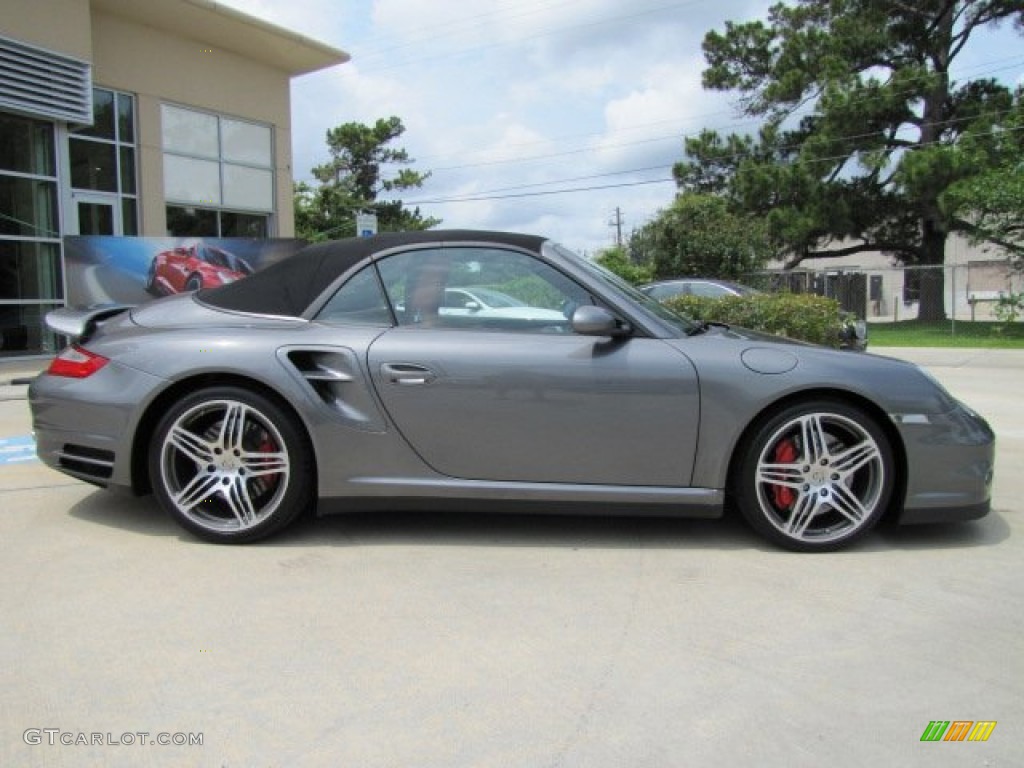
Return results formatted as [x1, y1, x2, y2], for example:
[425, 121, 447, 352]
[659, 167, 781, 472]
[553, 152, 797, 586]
[547, 242, 701, 335]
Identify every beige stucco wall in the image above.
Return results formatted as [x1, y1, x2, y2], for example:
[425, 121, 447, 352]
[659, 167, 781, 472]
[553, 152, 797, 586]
[0, 0, 92, 61]
[3, 0, 345, 239]
[91, 11, 295, 235]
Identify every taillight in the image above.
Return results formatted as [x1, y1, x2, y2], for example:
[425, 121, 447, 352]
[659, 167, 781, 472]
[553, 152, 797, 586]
[47, 345, 110, 379]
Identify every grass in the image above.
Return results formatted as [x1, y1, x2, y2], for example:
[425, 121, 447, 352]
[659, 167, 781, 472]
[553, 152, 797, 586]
[866, 320, 1024, 348]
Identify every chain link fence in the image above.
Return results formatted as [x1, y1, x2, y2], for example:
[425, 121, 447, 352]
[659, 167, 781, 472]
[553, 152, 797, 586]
[746, 260, 1022, 332]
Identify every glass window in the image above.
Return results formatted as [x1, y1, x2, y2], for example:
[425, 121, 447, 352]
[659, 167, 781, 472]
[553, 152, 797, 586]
[71, 89, 114, 140]
[0, 302, 62, 356]
[0, 176, 58, 238]
[549, 242, 700, 335]
[117, 93, 135, 143]
[119, 147, 136, 194]
[376, 247, 587, 332]
[646, 284, 680, 300]
[162, 104, 274, 232]
[166, 206, 218, 237]
[221, 119, 271, 165]
[0, 241, 62, 300]
[0, 109, 63, 357]
[77, 201, 115, 236]
[0, 114, 54, 175]
[690, 282, 732, 298]
[122, 199, 138, 236]
[222, 165, 273, 210]
[165, 207, 270, 238]
[68, 88, 138, 231]
[163, 155, 221, 206]
[316, 266, 391, 326]
[69, 138, 117, 192]
[161, 104, 219, 157]
[220, 211, 268, 238]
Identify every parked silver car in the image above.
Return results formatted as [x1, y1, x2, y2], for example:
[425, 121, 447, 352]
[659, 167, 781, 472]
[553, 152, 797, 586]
[30, 230, 993, 551]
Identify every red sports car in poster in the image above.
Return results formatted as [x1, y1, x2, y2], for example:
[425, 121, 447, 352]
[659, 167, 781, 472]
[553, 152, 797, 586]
[146, 243, 254, 295]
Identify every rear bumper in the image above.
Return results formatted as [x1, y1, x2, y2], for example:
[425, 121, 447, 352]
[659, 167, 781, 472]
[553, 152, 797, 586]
[29, 364, 164, 492]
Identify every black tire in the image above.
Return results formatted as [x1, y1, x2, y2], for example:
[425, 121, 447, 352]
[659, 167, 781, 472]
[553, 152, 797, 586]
[733, 399, 895, 552]
[184, 274, 203, 292]
[148, 387, 314, 544]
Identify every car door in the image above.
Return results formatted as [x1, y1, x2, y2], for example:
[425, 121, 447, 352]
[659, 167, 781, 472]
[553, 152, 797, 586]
[365, 246, 700, 487]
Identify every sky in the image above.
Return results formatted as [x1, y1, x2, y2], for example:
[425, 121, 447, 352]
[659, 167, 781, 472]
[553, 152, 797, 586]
[217, 0, 1024, 255]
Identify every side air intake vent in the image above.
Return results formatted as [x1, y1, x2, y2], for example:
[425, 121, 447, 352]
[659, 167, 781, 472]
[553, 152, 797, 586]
[0, 35, 92, 123]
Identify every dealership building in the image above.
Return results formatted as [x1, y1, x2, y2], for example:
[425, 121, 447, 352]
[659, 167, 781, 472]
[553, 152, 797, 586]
[1, 0, 348, 357]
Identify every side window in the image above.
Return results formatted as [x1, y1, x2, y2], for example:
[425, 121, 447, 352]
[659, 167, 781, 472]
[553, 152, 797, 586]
[376, 246, 591, 332]
[690, 282, 728, 298]
[442, 288, 474, 309]
[315, 266, 392, 326]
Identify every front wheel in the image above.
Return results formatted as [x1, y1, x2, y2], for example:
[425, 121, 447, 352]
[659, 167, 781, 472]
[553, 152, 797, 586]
[149, 387, 314, 543]
[733, 400, 895, 552]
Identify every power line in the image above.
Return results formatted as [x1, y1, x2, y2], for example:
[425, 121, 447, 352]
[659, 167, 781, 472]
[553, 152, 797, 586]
[402, 119, 1024, 206]
[418, 58, 1024, 174]
[404, 176, 676, 205]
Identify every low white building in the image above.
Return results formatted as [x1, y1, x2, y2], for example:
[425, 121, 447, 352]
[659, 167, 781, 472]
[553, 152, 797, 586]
[763, 235, 1020, 322]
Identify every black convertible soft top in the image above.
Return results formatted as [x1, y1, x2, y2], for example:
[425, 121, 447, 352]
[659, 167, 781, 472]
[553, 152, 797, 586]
[198, 229, 546, 317]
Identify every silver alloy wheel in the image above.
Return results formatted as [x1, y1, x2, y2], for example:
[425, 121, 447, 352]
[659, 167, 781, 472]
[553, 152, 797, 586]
[157, 398, 291, 534]
[754, 411, 887, 546]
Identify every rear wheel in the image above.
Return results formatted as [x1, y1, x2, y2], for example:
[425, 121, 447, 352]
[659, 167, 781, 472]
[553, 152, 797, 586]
[733, 400, 895, 552]
[149, 387, 313, 543]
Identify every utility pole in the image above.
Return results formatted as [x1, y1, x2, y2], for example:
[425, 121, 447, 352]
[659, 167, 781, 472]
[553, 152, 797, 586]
[609, 207, 623, 247]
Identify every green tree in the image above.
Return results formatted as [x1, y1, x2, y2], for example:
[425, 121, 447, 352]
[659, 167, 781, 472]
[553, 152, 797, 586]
[676, 1, 1024, 321]
[594, 244, 654, 285]
[294, 117, 440, 241]
[631, 193, 775, 280]
[942, 92, 1024, 265]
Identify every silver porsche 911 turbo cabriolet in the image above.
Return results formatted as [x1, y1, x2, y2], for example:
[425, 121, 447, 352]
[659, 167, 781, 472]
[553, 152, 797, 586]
[29, 230, 995, 551]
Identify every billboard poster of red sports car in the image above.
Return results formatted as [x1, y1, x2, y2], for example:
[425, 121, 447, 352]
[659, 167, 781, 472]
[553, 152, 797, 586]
[62, 237, 306, 307]
[146, 242, 256, 295]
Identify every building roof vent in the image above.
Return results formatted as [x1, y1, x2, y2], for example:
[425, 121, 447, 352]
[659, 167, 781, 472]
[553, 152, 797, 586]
[0, 35, 92, 124]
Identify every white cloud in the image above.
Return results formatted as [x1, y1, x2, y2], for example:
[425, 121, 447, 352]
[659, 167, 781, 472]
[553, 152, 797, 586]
[217, 0, 1022, 254]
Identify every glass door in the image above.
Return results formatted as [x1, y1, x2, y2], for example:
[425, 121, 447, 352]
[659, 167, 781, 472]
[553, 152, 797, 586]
[72, 194, 120, 235]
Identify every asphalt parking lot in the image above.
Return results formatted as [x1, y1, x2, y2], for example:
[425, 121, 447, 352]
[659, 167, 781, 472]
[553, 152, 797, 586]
[2, 348, 1022, 768]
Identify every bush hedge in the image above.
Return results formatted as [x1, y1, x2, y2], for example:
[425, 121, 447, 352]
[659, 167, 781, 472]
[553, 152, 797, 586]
[663, 292, 850, 348]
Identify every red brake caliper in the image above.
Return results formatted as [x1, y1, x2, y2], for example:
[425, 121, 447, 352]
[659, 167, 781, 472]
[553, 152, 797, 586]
[771, 438, 798, 510]
[258, 435, 280, 491]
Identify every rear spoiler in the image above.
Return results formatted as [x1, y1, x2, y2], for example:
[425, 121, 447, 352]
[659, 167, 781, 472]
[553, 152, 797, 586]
[46, 304, 134, 342]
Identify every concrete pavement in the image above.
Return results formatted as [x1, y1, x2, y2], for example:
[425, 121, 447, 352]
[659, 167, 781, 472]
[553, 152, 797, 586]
[1, 349, 1021, 767]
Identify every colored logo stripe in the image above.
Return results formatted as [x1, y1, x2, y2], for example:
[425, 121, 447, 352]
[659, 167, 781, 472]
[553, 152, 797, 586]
[921, 721, 996, 742]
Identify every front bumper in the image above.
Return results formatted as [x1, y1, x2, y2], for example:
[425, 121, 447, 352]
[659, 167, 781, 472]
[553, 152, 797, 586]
[894, 401, 995, 524]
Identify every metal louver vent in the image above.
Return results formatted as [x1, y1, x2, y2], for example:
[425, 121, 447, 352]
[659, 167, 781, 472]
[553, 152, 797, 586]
[0, 35, 92, 124]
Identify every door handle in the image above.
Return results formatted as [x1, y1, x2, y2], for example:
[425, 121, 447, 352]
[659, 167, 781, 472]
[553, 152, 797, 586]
[380, 363, 436, 386]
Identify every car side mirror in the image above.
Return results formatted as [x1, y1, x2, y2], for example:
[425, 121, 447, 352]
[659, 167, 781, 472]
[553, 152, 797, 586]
[571, 305, 631, 337]
[464, 301, 481, 311]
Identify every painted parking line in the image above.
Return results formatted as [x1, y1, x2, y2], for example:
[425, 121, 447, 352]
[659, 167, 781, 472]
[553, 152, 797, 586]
[0, 436, 37, 464]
